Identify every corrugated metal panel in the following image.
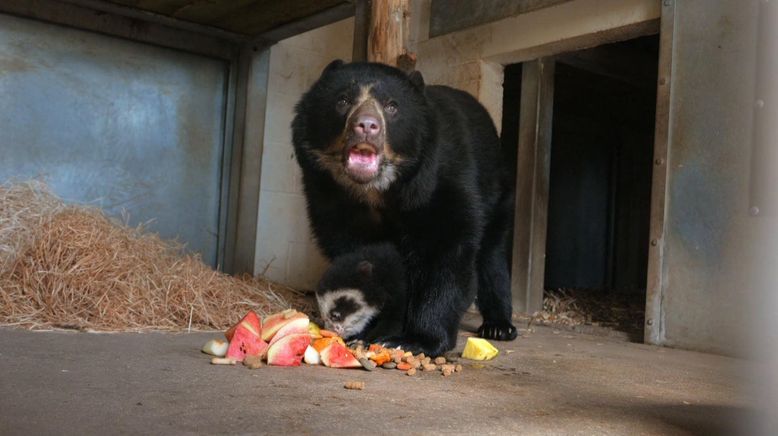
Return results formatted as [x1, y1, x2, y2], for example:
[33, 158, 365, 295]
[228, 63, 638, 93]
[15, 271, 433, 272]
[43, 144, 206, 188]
[0, 13, 228, 266]
[658, 0, 759, 355]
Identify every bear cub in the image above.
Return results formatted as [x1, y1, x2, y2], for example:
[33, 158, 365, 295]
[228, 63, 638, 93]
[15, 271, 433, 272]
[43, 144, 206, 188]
[316, 243, 406, 342]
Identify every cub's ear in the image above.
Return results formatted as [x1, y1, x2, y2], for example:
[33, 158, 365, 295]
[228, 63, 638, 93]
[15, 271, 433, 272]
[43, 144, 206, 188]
[322, 59, 345, 76]
[357, 260, 373, 279]
[408, 70, 425, 89]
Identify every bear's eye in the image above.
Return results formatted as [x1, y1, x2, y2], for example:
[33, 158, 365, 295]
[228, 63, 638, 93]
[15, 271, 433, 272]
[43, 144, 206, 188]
[336, 95, 350, 110]
[384, 101, 399, 115]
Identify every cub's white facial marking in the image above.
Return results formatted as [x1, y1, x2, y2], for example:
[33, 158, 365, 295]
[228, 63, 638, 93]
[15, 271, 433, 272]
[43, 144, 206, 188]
[316, 288, 379, 339]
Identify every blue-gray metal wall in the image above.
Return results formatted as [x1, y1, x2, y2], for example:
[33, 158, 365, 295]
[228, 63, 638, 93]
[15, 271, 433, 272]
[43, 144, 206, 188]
[0, 13, 228, 266]
[657, 0, 760, 355]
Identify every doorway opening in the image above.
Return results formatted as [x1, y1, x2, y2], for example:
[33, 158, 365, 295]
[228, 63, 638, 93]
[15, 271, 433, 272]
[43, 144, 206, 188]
[503, 34, 660, 339]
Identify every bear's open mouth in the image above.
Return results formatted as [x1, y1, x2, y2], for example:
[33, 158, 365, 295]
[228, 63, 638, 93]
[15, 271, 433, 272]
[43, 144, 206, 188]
[345, 143, 381, 182]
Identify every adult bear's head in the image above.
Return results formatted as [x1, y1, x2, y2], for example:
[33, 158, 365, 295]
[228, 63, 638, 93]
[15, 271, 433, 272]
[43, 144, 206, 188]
[292, 60, 429, 195]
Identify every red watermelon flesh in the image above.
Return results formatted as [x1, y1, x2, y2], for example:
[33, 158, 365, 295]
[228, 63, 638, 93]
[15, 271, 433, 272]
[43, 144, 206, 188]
[226, 325, 269, 362]
[268, 316, 310, 346]
[225, 310, 261, 342]
[262, 311, 307, 342]
[266, 333, 311, 366]
[319, 341, 361, 368]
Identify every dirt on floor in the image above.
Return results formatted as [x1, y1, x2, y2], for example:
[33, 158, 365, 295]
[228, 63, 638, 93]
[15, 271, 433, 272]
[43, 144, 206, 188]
[0, 313, 766, 436]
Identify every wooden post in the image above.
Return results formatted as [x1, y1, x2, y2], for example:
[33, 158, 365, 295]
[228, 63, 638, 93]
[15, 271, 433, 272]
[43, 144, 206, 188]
[510, 58, 555, 314]
[367, 0, 412, 69]
[352, 0, 370, 62]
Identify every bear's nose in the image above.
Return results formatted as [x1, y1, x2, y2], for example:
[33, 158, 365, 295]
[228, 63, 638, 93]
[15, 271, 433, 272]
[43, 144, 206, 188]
[353, 115, 381, 138]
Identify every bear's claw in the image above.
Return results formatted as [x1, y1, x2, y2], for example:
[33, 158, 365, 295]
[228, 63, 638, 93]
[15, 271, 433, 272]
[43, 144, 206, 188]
[478, 322, 518, 341]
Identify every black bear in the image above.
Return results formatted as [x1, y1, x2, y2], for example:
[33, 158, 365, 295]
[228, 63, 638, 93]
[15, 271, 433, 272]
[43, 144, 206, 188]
[316, 242, 407, 342]
[292, 60, 517, 355]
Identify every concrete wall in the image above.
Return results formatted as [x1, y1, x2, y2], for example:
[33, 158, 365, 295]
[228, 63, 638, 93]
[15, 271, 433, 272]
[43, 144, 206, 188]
[254, 18, 354, 290]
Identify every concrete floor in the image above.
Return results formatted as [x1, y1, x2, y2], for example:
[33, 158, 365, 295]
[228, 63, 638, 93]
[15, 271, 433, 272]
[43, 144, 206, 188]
[0, 322, 760, 435]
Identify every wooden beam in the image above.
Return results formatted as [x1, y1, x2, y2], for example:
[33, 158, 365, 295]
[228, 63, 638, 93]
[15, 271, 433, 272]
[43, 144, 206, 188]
[367, 0, 409, 66]
[511, 58, 555, 314]
[352, 0, 370, 62]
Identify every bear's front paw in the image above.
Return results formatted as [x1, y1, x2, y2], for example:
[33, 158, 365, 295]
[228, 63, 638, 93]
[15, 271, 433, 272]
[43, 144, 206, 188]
[478, 321, 519, 341]
[378, 336, 441, 356]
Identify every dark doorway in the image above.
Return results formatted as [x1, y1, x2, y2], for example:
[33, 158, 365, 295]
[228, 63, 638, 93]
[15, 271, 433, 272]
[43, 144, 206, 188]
[502, 35, 660, 338]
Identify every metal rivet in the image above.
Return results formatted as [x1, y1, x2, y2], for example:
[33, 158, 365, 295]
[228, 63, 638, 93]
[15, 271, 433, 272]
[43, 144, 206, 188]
[651, 239, 658, 246]
[655, 158, 664, 165]
[750, 206, 760, 216]
[658, 77, 667, 86]
[647, 319, 654, 326]
[756, 99, 765, 108]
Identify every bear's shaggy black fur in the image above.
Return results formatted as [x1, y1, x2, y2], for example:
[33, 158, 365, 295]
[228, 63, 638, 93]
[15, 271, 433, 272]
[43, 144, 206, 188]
[292, 61, 517, 355]
[316, 242, 407, 342]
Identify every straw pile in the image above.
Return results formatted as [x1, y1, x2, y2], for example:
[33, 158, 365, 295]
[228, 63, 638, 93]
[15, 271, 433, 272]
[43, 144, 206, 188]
[0, 180, 306, 331]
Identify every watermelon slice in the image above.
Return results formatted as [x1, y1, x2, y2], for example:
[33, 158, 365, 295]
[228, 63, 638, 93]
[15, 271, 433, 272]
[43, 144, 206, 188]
[225, 310, 262, 342]
[262, 310, 308, 342]
[225, 326, 269, 362]
[269, 316, 310, 346]
[319, 341, 361, 368]
[266, 333, 312, 366]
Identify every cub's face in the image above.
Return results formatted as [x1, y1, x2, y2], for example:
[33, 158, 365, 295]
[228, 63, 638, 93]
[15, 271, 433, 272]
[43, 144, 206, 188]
[293, 61, 428, 196]
[316, 288, 378, 339]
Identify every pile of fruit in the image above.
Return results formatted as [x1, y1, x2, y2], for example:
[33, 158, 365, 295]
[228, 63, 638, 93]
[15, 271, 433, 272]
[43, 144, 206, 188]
[202, 309, 499, 376]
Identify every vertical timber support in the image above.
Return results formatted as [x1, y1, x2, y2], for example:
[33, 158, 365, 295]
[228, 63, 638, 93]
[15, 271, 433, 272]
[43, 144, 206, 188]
[223, 44, 271, 275]
[366, 0, 411, 68]
[352, 0, 371, 62]
[510, 58, 555, 314]
[644, 0, 674, 344]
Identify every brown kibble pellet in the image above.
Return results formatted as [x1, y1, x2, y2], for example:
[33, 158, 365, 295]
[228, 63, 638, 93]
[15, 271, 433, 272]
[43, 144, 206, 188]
[406, 368, 417, 376]
[396, 362, 412, 371]
[359, 357, 376, 371]
[411, 360, 421, 369]
[442, 367, 453, 377]
[455, 364, 463, 373]
[403, 355, 415, 364]
[344, 381, 365, 390]
[403, 351, 413, 358]
[434, 357, 446, 365]
[422, 363, 437, 372]
[440, 364, 455, 372]
[417, 353, 426, 360]
[243, 355, 263, 369]
[421, 357, 431, 365]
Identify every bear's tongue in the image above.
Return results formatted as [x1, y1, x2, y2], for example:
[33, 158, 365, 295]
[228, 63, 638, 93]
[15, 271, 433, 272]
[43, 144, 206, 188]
[346, 147, 380, 179]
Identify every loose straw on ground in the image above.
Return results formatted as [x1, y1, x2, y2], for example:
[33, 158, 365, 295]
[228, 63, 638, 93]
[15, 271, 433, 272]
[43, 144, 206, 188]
[0, 180, 309, 331]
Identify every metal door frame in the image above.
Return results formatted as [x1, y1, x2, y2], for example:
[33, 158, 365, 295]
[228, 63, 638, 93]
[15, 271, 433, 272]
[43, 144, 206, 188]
[505, 13, 671, 343]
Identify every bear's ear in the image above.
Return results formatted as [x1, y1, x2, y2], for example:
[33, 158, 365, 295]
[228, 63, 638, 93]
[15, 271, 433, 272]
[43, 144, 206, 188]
[357, 260, 373, 279]
[322, 59, 345, 76]
[408, 70, 425, 90]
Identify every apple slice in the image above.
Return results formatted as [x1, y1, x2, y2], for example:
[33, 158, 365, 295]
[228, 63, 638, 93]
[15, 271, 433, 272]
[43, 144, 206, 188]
[269, 316, 310, 346]
[319, 341, 361, 368]
[262, 310, 307, 342]
[225, 310, 262, 342]
[266, 333, 312, 366]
